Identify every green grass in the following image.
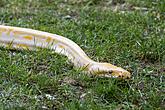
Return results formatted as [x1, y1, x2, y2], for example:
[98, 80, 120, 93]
[0, 0, 164, 109]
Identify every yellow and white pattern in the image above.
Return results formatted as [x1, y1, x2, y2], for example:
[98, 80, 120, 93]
[0, 25, 131, 79]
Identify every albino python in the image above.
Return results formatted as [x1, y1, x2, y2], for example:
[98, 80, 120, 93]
[0, 25, 131, 79]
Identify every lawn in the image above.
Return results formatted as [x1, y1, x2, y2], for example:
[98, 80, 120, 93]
[0, 0, 164, 109]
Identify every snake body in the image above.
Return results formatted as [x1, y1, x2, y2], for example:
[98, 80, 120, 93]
[0, 25, 130, 79]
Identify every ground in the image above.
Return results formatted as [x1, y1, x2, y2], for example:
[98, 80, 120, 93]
[0, 0, 164, 109]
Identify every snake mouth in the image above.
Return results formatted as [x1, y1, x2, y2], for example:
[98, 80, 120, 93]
[96, 70, 131, 79]
[111, 71, 131, 79]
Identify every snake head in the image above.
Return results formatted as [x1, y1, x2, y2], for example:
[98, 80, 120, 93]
[89, 63, 131, 79]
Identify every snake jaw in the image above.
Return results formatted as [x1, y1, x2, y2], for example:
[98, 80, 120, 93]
[98, 70, 131, 79]
[89, 63, 131, 79]
[110, 70, 131, 79]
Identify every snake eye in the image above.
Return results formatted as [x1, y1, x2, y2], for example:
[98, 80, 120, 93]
[108, 71, 113, 74]
[102, 71, 112, 75]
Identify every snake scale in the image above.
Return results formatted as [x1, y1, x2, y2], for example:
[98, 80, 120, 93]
[0, 25, 131, 79]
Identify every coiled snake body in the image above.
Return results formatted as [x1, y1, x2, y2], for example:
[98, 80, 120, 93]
[0, 25, 131, 79]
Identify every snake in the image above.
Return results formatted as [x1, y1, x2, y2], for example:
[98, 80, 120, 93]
[0, 25, 131, 79]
